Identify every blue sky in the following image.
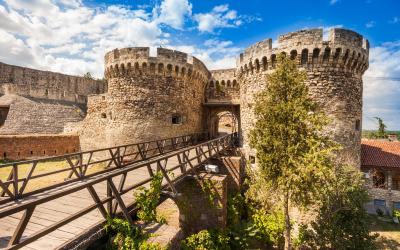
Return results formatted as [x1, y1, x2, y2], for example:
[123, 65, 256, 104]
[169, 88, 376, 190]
[0, 0, 399, 129]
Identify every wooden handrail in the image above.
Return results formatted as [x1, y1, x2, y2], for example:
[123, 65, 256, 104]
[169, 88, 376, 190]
[1, 133, 236, 249]
[0, 132, 208, 203]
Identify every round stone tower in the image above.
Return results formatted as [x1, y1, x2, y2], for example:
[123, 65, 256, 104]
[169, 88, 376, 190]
[237, 28, 369, 167]
[95, 47, 210, 147]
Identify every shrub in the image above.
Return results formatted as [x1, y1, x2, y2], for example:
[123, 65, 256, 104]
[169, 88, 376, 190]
[300, 165, 377, 250]
[393, 209, 400, 219]
[251, 209, 285, 249]
[181, 229, 230, 250]
[135, 172, 164, 223]
[227, 193, 246, 227]
[105, 217, 164, 250]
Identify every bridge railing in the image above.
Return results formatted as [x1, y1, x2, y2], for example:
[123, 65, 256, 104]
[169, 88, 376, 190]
[0, 133, 237, 250]
[0, 132, 208, 204]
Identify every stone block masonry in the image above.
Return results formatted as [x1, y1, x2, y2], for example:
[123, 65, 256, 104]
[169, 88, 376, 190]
[0, 134, 80, 160]
[0, 62, 106, 105]
[75, 47, 210, 150]
[174, 173, 227, 235]
[0, 94, 85, 135]
[0, 28, 369, 170]
[237, 28, 369, 167]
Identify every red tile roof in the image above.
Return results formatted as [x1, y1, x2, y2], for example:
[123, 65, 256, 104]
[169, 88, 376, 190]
[361, 140, 400, 168]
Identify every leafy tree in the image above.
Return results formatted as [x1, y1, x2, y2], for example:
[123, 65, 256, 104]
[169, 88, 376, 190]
[248, 54, 337, 250]
[83, 72, 94, 79]
[298, 164, 377, 250]
[374, 117, 387, 138]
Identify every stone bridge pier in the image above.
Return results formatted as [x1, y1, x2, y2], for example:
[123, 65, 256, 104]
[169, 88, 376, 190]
[157, 150, 245, 241]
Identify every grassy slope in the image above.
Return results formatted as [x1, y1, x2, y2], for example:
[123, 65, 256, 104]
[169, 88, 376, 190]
[370, 215, 400, 249]
[0, 160, 106, 193]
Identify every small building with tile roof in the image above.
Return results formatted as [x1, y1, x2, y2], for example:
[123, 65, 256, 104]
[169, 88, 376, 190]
[361, 139, 400, 215]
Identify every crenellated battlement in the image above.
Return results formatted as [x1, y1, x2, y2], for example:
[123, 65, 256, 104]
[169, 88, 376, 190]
[210, 69, 238, 88]
[237, 28, 369, 76]
[104, 47, 211, 83]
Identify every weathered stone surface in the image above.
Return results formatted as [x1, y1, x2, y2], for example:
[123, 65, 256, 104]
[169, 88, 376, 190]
[237, 28, 369, 167]
[0, 62, 106, 104]
[74, 47, 210, 150]
[0, 94, 85, 135]
[174, 173, 227, 235]
[0, 28, 369, 168]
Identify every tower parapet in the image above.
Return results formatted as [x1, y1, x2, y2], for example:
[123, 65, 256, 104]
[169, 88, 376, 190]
[79, 47, 210, 149]
[104, 47, 210, 83]
[237, 28, 369, 167]
[237, 28, 369, 76]
[206, 69, 239, 104]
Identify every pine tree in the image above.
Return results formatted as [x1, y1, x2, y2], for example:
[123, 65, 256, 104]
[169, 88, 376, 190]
[249, 54, 337, 250]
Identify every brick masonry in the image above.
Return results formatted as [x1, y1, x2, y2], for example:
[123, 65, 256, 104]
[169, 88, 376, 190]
[0, 134, 80, 160]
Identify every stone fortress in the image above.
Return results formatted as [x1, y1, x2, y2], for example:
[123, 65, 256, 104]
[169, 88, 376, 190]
[0, 28, 369, 166]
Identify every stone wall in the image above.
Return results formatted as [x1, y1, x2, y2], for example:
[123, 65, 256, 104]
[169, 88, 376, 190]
[0, 62, 106, 105]
[207, 69, 239, 104]
[175, 173, 227, 235]
[0, 94, 85, 135]
[75, 47, 210, 150]
[0, 134, 80, 160]
[363, 167, 400, 215]
[236, 28, 369, 167]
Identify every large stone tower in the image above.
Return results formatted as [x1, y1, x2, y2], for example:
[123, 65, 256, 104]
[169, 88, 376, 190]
[77, 47, 210, 149]
[237, 28, 369, 166]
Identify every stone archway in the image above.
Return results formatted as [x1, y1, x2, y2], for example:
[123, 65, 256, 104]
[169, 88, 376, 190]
[203, 105, 240, 140]
[210, 111, 238, 138]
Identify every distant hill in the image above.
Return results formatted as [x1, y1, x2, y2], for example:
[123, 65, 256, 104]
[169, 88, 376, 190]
[362, 130, 400, 139]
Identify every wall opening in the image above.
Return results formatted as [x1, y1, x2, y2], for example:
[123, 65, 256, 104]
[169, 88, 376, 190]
[372, 170, 386, 188]
[355, 119, 361, 131]
[210, 111, 238, 138]
[0, 106, 10, 127]
[172, 114, 182, 125]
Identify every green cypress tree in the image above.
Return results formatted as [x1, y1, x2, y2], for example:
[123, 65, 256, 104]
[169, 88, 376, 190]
[249, 54, 337, 249]
[374, 117, 387, 138]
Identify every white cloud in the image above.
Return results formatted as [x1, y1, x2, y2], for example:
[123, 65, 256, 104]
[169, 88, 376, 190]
[0, 0, 257, 79]
[194, 4, 256, 33]
[363, 41, 400, 130]
[154, 0, 192, 29]
[330, 0, 339, 5]
[0, 1, 171, 77]
[366, 20, 376, 28]
[389, 17, 399, 24]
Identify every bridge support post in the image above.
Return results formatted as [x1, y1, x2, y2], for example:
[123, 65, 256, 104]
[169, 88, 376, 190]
[173, 173, 227, 235]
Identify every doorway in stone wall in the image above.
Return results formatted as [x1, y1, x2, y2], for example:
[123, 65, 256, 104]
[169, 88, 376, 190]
[0, 106, 10, 127]
[210, 111, 238, 138]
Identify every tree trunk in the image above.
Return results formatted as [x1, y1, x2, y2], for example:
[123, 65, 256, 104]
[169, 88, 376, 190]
[284, 193, 291, 250]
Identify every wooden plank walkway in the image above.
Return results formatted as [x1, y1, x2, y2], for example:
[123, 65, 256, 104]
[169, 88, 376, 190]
[0, 136, 230, 250]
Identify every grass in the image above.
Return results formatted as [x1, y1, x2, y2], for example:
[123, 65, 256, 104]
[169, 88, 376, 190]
[369, 215, 400, 249]
[0, 159, 107, 194]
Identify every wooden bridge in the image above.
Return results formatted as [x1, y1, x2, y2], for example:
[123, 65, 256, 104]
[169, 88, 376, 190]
[0, 133, 237, 249]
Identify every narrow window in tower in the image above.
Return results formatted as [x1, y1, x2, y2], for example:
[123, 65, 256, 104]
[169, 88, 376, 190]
[172, 114, 182, 125]
[355, 119, 361, 131]
[249, 155, 256, 164]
